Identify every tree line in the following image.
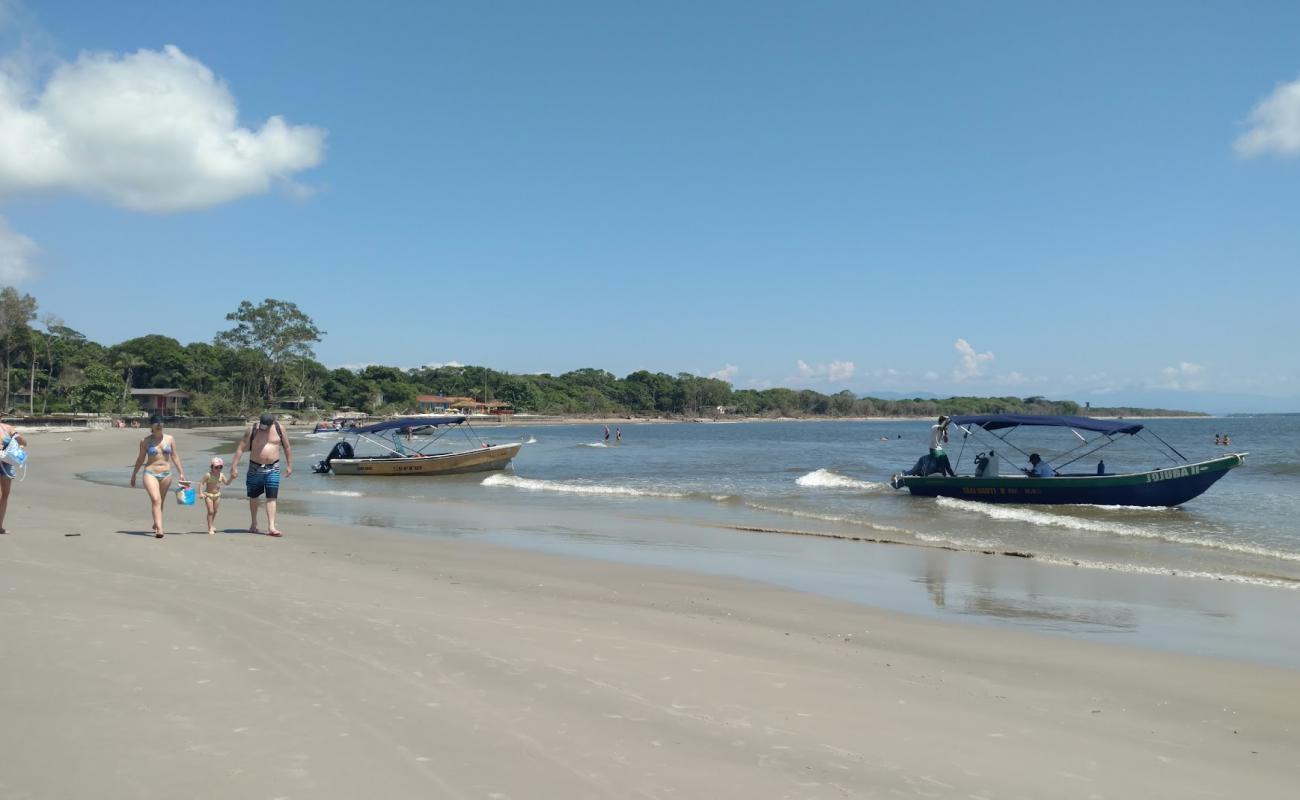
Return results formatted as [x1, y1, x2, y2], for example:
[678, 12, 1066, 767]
[0, 286, 1196, 419]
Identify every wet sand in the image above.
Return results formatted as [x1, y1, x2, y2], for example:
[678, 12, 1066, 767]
[1, 428, 1297, 798]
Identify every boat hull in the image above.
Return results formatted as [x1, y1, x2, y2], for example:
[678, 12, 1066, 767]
[328, 443, 522, 476]
[894, 453, 1245, 506]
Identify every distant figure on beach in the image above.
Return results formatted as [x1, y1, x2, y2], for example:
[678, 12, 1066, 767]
[1025, 453, 1054, 477]
[199, 457, 229, 535]
[615, 427, 621, 443]
[928, 415, 957, 477]
[130, 415, 187, 538]
[0, 421, 28, 534]
[603, 425, 610, 442]
[231, 412, 293, 538]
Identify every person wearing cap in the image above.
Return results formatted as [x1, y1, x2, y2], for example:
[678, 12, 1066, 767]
[231, 412, 293, 537]
[199, 456, 230, 535]
[1025, 453, 1055, 477]
[928, 415, 957, 477]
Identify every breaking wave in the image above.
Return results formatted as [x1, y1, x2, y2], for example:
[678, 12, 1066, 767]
[312, 489, 363, 498]
[934, 496, 1300, 563]
[794, 469, 886, 491]
[1032, 555, 1300, 590]
[481, 474, 687, 498]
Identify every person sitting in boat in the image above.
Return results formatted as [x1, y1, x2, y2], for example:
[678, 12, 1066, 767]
[1024, 453, 1055, 477]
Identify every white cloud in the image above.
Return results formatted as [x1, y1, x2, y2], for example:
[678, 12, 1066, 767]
[424, 360, 464, 369]
[1235, 76, 1300, 158]
[0, 44, 325, 211]
[952, 338, 994, 381]
[1154, 361, 1207, 390]
[0, 214, 36, 283]
[709, 363, 739, 382]
[795, 359, 855, 382]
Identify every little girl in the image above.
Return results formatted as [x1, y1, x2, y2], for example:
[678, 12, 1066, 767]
[199, 457, 230, 535]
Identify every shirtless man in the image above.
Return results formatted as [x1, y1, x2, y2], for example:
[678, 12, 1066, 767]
[231, 412, 293, 537]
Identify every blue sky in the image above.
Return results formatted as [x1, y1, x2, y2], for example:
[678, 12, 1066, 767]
[2, 1, 1298, 412]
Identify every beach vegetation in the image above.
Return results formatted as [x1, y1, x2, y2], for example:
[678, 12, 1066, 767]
[0, 285, 1202, 420]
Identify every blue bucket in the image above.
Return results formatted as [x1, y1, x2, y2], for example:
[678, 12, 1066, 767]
[176, 484, 196, 506]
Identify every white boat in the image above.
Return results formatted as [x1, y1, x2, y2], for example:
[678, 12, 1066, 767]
[313, 416, 521, 477]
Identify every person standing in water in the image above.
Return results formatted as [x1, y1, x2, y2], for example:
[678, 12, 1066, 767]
[603, 425, 610, 442]
[130, 415, 188, 538]
[231, 412, 293, 537]
[615, 426, 621, 443]
[0, 421, 28, 535]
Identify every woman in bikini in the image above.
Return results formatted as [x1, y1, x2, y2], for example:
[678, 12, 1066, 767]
[130, 415, 188, 538]
[0, 421, 27, 535]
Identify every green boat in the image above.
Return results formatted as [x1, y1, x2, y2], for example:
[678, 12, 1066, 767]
[890, 414, 1246, 506]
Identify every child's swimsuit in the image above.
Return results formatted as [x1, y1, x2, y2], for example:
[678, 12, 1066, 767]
[200, 473, 226, 500]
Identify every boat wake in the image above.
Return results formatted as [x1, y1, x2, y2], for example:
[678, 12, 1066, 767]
[795, 468, 886, 491]
[524, 436, 539, 444]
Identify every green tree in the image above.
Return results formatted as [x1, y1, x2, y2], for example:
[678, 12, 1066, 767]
[110, 335, 188, 388]
[0, 286, 37, 410]
[112, 353, 147, 405]
[73, 363, 122, 413]
[215, 299, 324, 405]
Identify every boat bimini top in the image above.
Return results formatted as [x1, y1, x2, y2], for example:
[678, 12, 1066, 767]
[946, 413, 1182, 474]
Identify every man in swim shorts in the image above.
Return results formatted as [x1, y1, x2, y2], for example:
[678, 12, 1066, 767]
[231, 412, 294, 537]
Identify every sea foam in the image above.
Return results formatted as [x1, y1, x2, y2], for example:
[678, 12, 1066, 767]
[934, 496, 1300, 563]
[481, 473, 686, 498]
[794, 469, 885, 491]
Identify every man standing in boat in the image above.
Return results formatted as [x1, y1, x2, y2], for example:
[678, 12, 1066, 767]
[929, 415, 957, 477]
[231, 412, 294, 537]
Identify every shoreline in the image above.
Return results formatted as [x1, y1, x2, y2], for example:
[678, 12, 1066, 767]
[3, 428, 1298, 797]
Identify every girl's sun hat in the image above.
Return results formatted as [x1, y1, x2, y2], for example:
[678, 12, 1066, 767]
[210, 457, 225, 468]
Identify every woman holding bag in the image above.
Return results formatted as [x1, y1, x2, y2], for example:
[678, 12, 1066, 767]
[130, 415, 187, 538]
[0, 421, 27, 534]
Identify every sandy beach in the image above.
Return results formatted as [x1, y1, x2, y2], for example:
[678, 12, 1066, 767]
[1, 428, 1297, 799]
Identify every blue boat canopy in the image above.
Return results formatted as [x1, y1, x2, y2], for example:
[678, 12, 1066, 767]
[948, 414, 1144, 436]
[351, 416, 467, 435]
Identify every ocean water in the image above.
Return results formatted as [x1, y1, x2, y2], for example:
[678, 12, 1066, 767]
[81, 415, 1300, 661]
[288, 416, 1300, 590]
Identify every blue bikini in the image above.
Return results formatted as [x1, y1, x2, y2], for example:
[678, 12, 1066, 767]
[144, 437, 174, 480]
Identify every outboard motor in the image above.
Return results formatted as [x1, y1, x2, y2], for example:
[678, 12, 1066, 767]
[314, 440, 355, 474]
